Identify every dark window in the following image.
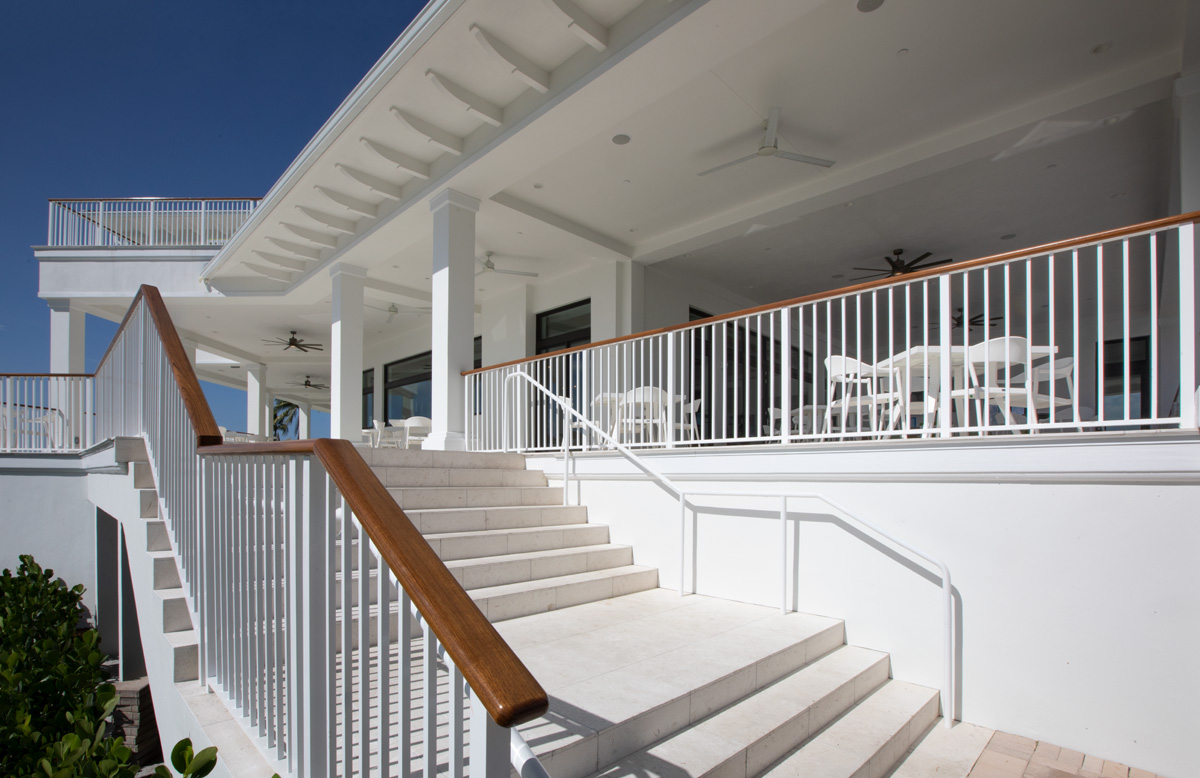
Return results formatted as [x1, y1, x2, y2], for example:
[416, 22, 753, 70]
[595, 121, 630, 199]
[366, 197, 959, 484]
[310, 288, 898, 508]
[362, 368, 374, 429]
[384, 337, 482, 421]
[536, 299, 591, 355]
[1098, 335, 1151, 421]
[689, 307, 713, 322]
[384, 352, 432, 420]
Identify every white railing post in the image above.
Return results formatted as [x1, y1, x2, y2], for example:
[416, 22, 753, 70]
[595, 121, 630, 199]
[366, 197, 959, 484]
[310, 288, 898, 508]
[1179, 223, 1197, 429]
[666, 334, 676, 449]
[938, 275, 953, 437]
[469, 694, 509, 778]
[294, 458, 328, 778]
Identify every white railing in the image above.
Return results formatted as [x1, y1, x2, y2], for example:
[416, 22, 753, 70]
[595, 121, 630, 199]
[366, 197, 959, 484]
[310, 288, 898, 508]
[0, 374, 93, 452]
[469, 217, 1198, 452]
[46, 198, 259, 248]
[94, 288, 542, 778]
[502, 370, 956, 727]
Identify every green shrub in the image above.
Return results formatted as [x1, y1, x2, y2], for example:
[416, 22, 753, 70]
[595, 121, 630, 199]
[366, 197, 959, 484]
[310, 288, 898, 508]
[0, 556, 223, 778]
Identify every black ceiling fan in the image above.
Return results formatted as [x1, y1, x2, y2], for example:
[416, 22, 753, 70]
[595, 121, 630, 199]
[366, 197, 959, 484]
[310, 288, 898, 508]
[929, 307, 1005, 331]
[850, 249, 954, 281]
[263, 331, 324, 352]
[287, 375, 329, 390]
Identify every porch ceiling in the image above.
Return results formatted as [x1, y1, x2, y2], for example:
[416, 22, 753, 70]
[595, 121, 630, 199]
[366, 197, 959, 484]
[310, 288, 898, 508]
[204, 0, 1184, 302]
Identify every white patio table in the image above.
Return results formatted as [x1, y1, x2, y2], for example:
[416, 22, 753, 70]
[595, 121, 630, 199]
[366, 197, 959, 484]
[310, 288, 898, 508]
[875, 343, 1057, 431]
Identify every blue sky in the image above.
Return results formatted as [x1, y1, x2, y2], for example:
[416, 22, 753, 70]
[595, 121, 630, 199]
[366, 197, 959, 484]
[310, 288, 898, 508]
[0, 1, 425, 434]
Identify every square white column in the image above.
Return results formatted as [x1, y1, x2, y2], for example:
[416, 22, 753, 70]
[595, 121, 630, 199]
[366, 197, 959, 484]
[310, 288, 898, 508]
[330, 263, 367, 441]
[298, 402, 312, 439]
[246, 364, 268, 437]
[48, 299, 86, 374]
[426, 189, 479, 451]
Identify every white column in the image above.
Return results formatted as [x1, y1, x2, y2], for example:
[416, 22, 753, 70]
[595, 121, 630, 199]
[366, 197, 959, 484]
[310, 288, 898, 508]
[481, 283, 531, 366]
[48, 299, 86, 374]
[426, 189, 479, 451]
[298, 402, 312, 439]
[245, 364, 268, 437]
[330, 263, 367, 441]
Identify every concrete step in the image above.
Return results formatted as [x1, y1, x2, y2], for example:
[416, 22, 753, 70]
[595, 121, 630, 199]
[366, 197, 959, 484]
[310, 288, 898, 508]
[139, 488, 158, 519]
[500, 590, 846, 778]
[761, 679, 940, 778]
[165, 630, 199, 683]
[589, 645, 890, 778]
[887, 719, 994, 778]
[405, 504, 588, 534]
[470, 565, 659, 622]
[157, 587, 192, 633]
[373, 466, 547, 488]
[357, 448, 527, 470]
[446, 543, 633, 589]
[146, 520, 171, 552]
[425, 523, 611, 561]
[132, 462, 155, 489]
[149, 550, 181, 590]
[387, 485, 563, 510]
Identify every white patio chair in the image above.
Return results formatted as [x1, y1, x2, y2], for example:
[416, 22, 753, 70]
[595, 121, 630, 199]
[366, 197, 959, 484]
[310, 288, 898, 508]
[373, 419, 403, 448]
[620, 387, 670, 444]
[958, 336, 1037, 429]
[821, 356, 903, 435]
[404, 416, 432, 449]
[674, 397, 703, 442]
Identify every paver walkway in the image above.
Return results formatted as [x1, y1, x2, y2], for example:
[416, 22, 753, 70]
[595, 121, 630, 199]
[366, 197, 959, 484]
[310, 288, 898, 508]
[965, 731, 1161, 778]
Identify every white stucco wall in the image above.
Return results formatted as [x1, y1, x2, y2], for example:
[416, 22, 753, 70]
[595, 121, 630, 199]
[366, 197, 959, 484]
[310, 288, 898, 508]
[528, 434, 1200, 778]
[0, 458, 97, 617]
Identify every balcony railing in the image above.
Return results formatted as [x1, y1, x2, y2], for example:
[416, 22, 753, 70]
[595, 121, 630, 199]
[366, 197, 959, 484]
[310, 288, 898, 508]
[46, 197, 260, 248]
[466, 213, 1199, 452]
[0, 375, 93, 452]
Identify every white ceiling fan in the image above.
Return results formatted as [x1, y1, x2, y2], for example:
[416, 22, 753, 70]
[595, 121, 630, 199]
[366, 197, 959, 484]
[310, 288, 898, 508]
[364, 301, 430, 322]
[698, 107, 835, 177]
[476, 251, 538, 278]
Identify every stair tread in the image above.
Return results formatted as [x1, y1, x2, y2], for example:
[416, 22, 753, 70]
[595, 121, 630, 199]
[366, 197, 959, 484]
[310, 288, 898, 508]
[425, 523, 606, 541]
[762, 680, 940, 778]
[445, 542, 630, 569]
[501, 590, 845, 778]
[164, 630, 198, 648]
[468, 564, 656, 598]
[156, 587, 187, 601]
[590, 645, 889, 778]
[887, 719, 994, 778]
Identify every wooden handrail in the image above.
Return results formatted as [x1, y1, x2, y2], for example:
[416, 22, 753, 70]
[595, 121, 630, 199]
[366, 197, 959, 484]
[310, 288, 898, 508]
[95, 285, 224, 447]
[199, 438, 550, 728]
[464, 209, 1200, 375]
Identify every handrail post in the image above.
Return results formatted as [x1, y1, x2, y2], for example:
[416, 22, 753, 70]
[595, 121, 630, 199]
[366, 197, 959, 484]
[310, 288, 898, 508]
[781, 308, 792, 444]
[666, 334, 676, 449]
[678, 493, 687, 596]
[469, 693, 508, 777]
[561, 404, 571, 506]
[1179, 222, 1197, 429]
[941, 561, 954, 727]
[295, 457, 329, 778]
[779, 496, 788, 615]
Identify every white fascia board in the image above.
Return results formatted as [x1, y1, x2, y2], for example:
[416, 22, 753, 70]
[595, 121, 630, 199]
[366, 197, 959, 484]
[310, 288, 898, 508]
[200, 0, 468, 281]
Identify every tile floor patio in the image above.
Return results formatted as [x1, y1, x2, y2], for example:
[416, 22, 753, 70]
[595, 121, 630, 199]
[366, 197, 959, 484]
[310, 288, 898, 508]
[966, 731, 1162, 778]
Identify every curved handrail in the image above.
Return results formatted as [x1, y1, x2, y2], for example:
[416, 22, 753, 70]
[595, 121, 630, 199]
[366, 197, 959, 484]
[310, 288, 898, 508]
[95, 285, 223, 447]
[466, 209, 1200, 376]
[102, 286, 548, 730]
[197, 437, 549, 728]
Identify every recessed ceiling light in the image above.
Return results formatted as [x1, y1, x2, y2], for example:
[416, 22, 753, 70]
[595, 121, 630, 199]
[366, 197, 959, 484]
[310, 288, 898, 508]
[1091, 40, 1113, 55]
[1046, 163, 1058, 170]
[629, 228, 638, 233]
[1001, 233, 1017, 240]
[845, 201, 855, 207]
[856, 0, 885, 11]
[533, 183, 544, 189]
[611, 134, 631, 145]
[896, 48, 909, 57]
[1110, 192, 1125, 199]
[832, 273, 845, 279]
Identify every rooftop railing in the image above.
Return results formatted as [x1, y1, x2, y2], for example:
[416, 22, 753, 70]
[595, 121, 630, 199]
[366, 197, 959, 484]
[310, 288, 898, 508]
[46, 197, 260, 248]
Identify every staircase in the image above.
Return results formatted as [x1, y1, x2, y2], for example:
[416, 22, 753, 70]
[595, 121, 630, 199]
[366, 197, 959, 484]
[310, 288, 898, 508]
[359, 447, 993, 778]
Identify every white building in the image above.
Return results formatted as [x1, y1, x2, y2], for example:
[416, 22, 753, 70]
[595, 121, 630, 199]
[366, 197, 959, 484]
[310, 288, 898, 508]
[6, 1, 1199, 777]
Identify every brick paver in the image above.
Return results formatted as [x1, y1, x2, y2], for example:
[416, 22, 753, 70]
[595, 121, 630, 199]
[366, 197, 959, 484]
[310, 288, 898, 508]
[966, 732, 1162, 778]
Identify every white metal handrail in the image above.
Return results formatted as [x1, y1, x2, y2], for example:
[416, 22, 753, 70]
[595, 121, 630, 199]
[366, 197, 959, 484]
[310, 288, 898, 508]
[503, 369, 956, 727]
